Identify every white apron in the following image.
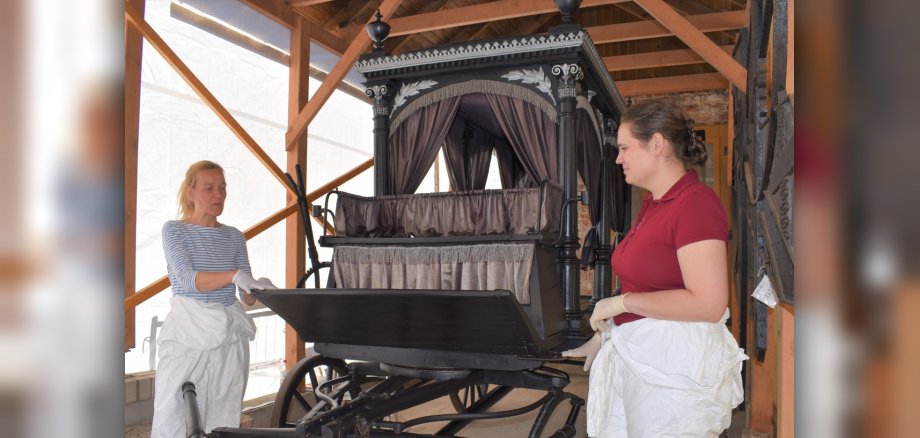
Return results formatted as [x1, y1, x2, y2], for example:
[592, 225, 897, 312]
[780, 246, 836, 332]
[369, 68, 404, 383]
[151, 296, 256, 438]
[587, 310, 747, 437]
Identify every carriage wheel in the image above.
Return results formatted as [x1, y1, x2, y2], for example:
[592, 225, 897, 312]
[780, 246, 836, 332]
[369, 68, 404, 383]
[270, 355, 351, 428]
[449, 384, 491, 412]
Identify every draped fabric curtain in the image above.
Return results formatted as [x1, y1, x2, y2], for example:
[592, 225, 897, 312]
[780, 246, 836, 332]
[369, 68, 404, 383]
[332, 244, 535, 304]
[333, 185, 562, 237]
[575, 110, 603, 268]
[388, 96, 463, 194]
[466, 124, 497, 189]
[494, 139, 537, 189]
[485, 94, 558, 183]
[442, 119, 495, 191]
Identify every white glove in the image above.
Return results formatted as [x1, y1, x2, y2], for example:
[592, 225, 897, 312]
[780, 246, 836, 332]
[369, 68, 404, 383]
[256, 277, 278, 290]
[589, 295, 629, 332]
[232, 270, 265, 295]
[562, 332, 602, 372]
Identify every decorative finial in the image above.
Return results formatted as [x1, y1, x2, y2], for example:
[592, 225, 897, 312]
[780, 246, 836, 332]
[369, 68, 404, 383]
[555, 0, 583, 24]
[366, 9, 391, 51]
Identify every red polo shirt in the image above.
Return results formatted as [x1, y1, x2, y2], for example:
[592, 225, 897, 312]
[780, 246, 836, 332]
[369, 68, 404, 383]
[611, 170, 728, 326]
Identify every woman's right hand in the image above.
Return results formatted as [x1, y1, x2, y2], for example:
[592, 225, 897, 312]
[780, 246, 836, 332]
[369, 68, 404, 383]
[562, 332, 602, 372]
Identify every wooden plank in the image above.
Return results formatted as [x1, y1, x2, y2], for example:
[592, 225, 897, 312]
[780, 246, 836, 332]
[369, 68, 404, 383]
[124, 0, 146, 351]
[335, 0, 629, 39]
[324, 0, 374, 30]
[727, 85, 734, 187]
[776, 303, 794, 437]
[750, 304, 776, 433]
[588, 10, 746, 44]
[286, 0, 405, 149]
[634, 0, 746, 91]
[388, 0, 452, 53]
[616, 72, 726, 97]
[787, 0, 794, 95]
[124, 2, 294, 193]
[124, 203, 300, 312]
[291, 0, 337, 6]
[604, 45, 733, 71]
[285, 15, 310, 370]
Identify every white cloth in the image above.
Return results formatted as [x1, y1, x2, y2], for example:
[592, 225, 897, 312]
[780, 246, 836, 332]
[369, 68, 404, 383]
[151, 296, 256, 438]
[587, 309, 747, 437]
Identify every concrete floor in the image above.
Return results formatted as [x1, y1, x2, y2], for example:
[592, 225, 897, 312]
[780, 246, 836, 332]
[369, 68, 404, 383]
[126, 362, 753, 437]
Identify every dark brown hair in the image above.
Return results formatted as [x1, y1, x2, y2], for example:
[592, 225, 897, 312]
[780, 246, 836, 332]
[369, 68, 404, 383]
[621, 99, 707, 168]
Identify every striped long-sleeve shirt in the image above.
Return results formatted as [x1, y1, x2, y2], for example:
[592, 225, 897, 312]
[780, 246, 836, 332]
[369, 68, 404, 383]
[162, 220, 251, 305]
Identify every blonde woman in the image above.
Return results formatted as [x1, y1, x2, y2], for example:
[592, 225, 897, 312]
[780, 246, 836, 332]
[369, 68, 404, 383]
[151, 160, 277, 437]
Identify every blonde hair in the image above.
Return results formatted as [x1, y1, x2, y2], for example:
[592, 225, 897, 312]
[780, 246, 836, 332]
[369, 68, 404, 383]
[177, 160, 224, 219]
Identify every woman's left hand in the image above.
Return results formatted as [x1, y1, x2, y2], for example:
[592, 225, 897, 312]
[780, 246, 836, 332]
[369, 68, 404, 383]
[589, 295, 629, 331]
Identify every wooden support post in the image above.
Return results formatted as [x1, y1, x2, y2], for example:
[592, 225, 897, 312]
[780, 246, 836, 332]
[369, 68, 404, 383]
[749, 303, 776, 434]
[634, 0, 748, 92]
[285, 15, 310, 369]
[124, 0, 146, 351]
[776, 303, 794, 437]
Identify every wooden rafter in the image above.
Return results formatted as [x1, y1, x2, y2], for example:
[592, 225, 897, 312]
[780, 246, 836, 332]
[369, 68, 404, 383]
[388, 0, 452, 53]
[124, 1, 295, 192]
[604, 45, 733, 71]
[285, 0, 405, 149]
[325, 0, 376, 30]
[587, 10, 746, 44]
[634, 0, 747, 91]
[291, 0, 336, 6]
[616, 72, 727, 96]
[335, 0, 629, 39]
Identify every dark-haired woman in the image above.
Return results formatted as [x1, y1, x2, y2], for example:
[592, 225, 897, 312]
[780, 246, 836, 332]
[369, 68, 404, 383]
[563, 99, 747, 437]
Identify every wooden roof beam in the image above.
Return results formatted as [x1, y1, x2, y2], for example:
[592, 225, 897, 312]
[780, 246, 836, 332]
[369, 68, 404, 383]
[616, 72, 727, 96]
[290, 0, 336, 6]
[634, 0, 747, 91]
[285, 0, 405, 149]
[604, 45, 733, 71]
[240, 0, 348, 54]
[335, 0, 630, 39]
[587, 10, 746, 43]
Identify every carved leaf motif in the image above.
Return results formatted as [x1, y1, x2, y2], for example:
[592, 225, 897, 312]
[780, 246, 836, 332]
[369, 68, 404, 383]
[393, 80, 438, 109]
[501, 67, 555, 105]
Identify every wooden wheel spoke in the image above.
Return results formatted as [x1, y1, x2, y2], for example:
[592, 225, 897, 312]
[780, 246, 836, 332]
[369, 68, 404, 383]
[293, 390, 312, 411]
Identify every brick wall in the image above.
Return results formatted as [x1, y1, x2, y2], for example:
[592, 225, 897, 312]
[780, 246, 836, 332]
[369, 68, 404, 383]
[628, 89, 730, 125]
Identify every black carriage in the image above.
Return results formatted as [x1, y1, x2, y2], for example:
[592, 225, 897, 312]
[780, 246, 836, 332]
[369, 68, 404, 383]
[196, 5, 630, 437]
